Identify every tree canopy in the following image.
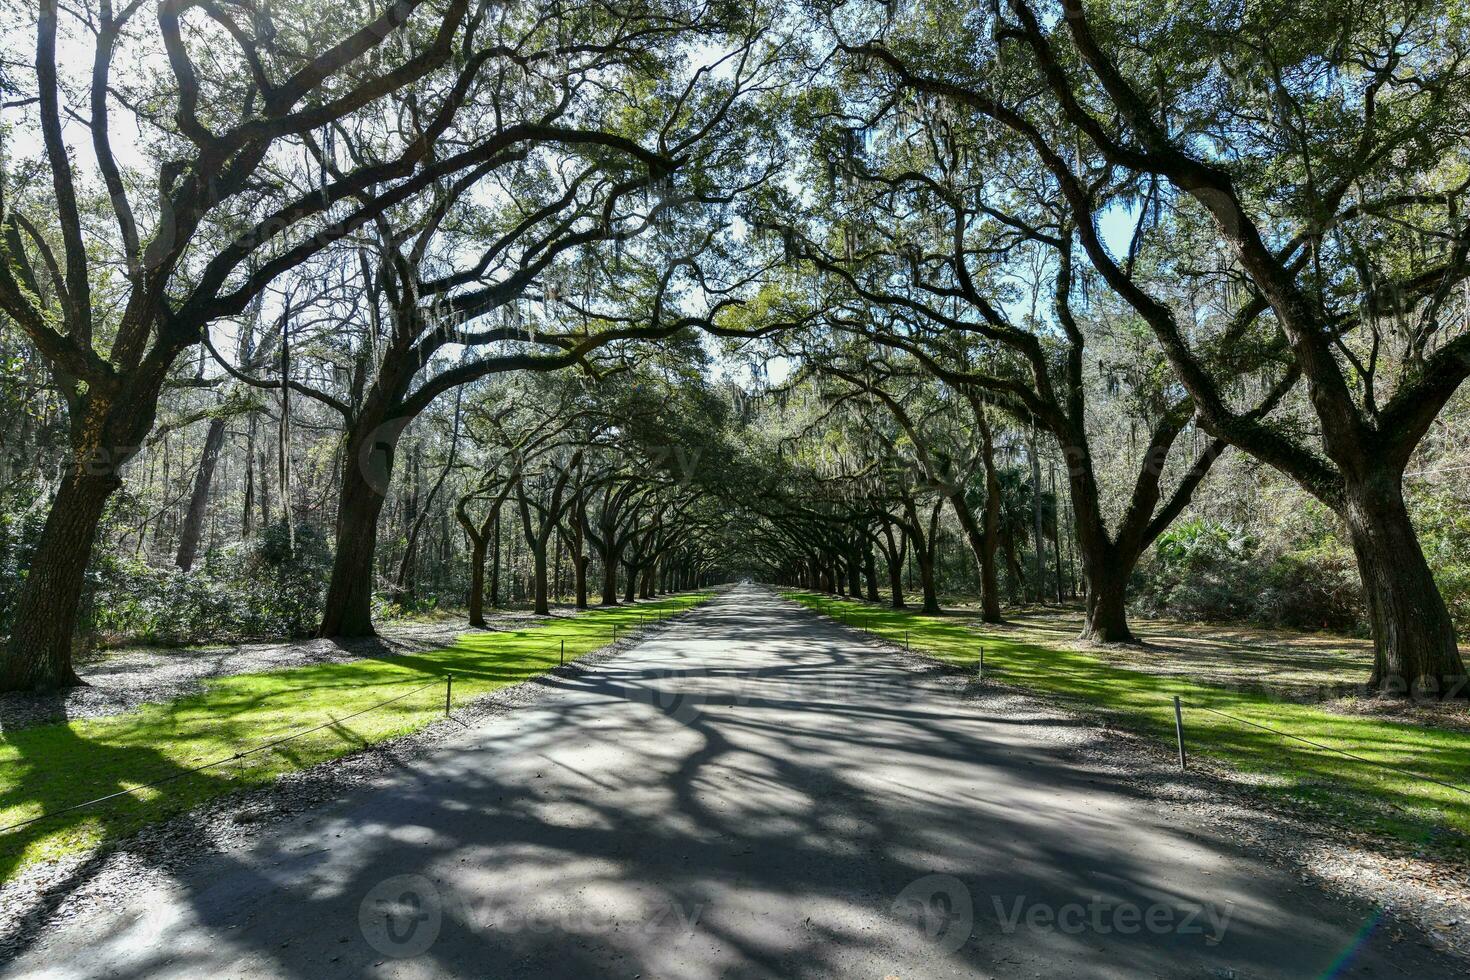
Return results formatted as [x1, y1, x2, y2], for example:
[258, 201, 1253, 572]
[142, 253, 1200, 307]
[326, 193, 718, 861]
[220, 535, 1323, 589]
[2, 0, 1469, 698]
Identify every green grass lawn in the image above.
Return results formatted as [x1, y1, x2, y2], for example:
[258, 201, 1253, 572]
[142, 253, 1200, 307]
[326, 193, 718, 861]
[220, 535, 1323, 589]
[787, 592, 1470, 856]
[0, 594, 710, 882]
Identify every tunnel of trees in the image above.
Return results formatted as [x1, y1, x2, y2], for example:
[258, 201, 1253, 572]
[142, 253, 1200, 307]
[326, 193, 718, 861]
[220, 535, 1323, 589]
[1, 0, 1469, 699]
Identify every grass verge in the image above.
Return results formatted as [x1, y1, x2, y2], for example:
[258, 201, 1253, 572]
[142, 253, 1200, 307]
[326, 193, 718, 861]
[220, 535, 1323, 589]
[787, 591, 1470, 857]
[0, 593, 710, 881]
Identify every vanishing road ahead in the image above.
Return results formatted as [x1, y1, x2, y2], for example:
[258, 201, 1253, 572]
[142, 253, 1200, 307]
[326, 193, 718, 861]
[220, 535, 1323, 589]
[4, 585, 1455, 978]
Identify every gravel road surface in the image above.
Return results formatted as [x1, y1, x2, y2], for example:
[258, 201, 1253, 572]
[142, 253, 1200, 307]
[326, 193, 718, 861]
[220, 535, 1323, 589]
[2, 585, 1456, 978]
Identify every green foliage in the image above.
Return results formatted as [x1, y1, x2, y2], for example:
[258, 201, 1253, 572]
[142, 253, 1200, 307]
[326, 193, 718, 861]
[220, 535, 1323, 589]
[1411, 488, 1470, 638]
[374, 593, 443, 622]
[1131, 518, 1363, 633]
[84, 521, 331, 647]
[0, 487, 47, 637]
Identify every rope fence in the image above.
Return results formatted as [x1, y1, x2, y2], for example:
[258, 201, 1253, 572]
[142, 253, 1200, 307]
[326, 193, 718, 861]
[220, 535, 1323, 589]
[1176, 697, 1470, 796]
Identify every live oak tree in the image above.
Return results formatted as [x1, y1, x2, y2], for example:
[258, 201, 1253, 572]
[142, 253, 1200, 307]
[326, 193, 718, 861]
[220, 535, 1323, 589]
[456, 413, 552, 625]
[0, 0, 535, 690]
[757, 88, 1285, 644]
[1016, 0, 1470, 690]
[734, 369, 953, 611]
[5, 0, 1468, 702]
[821, 0, 1470, 691]
[204, 1, 786, 636]
[809, 349, 1008, 618]
[455, 361, 735, 615]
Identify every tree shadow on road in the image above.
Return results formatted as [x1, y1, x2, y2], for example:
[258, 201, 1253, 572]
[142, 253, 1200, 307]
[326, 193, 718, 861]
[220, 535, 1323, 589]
[3, 591, 1451, 978]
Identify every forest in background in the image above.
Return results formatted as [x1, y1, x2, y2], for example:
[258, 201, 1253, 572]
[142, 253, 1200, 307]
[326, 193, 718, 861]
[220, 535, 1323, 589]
[4, 338, 1468, 655]
[0, 0, 1468, 698]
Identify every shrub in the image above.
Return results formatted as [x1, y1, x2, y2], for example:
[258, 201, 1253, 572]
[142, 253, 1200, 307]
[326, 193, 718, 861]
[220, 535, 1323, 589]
[1131, 519, 1265, 623]
[225, 520, 332, 638]
[0, 489, 47, 637]
[84, 520, 330, 646]
[1410, 488, 1470, 639]
[1131, 518, 1366, 634]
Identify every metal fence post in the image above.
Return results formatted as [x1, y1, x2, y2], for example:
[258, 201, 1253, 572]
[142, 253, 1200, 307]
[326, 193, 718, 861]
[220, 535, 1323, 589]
[1174, 696, 1187, 770]
[560, 639, 565, 665]
[978, 645, 984, 680]
[445, 673, 453, 717]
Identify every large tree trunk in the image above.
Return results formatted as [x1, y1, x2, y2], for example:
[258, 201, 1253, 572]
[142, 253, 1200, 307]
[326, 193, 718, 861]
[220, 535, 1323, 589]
[1, 464, 119, 691]
[949, 492, 1002, 623]
[884, 553, 905, 608]
[622, 558, 638, 603]
[175, 415, 227, 573]
[903, 501, 942, 614]
[1064, 449, 1141, 645]
[2, 384, 164, 693]
[600, 554, 619, 605]
[467, 533, 489, 627]
[1081, 556, 1135, 644]
[458, 493, 504, 629]
[319, 440, 394, 638]
[574, 554, 589, 609]
[880, 525, 906, 608]
[915, 547, 940, 614]
[1071, 520, 1140, 644]
[530, 538, 550, 616]
[1343, 479, 1468, 697]
[863, 545, 880, 602]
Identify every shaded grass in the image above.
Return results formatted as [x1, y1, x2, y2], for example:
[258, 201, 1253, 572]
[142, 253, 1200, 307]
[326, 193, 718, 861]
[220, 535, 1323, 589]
[0, 594, 710, 881]
[788, 592, 1470, 856]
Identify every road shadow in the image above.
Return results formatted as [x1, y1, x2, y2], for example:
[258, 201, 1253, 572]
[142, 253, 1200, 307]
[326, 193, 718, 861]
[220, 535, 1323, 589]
[1, 587, 1456, 978]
